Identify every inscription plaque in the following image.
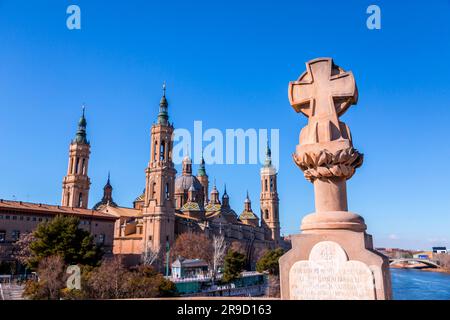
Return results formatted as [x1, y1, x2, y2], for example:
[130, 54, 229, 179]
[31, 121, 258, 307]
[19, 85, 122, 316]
[289, 241, 375, 300]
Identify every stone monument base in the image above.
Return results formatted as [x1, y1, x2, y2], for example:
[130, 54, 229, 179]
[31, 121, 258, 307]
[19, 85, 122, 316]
[279, 229, 392, 300]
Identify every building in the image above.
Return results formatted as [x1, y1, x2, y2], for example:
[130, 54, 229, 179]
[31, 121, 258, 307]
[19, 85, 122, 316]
[0, 108, 117, 263]
[95, 85, 285, 267]
[171, 257, 209, 279]
[432, 247, 447, 254]
[0, 86, 285, 269]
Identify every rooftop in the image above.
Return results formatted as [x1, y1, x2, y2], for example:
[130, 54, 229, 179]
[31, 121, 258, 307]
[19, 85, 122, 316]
[0, 199, 117, 221]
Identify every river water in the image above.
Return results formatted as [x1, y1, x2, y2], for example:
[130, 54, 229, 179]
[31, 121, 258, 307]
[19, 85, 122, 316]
[391, 268, 450, 300]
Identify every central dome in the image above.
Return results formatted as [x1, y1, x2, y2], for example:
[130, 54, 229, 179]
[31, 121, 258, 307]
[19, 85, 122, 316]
[175, 175, 203, 193]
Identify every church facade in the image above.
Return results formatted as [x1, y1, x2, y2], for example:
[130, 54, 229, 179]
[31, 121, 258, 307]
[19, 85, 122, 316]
[88, 87, 283, 266]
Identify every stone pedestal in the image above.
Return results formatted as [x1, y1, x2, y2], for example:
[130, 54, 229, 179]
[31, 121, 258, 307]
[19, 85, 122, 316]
[280, 57, 392, 300]
[279, 230, 392, 299]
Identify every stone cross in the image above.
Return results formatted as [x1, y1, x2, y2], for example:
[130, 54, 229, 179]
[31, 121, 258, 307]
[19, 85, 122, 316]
[288, 58, 358, 144]
[289, 57, 357, 118]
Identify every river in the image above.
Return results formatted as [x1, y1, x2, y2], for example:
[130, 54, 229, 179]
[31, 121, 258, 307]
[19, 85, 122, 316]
[391, 268, 450, 300]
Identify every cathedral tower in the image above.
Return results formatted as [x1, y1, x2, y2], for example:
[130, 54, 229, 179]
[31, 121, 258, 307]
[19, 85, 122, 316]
[142, 83, 177, 252]
[197, 154, 209, 204]
[61, 106, 91, 208]
[260, 143, 280, 245]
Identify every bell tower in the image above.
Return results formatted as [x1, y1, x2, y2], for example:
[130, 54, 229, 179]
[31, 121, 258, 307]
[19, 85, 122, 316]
[260, 142, 280, 245]
[61, 106, 91, 209]
[142, 83, 177, 253]
[197, 154, 209, 204]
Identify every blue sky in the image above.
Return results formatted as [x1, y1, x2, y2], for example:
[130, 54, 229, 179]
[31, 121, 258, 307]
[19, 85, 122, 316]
[1, 0, 449, 250]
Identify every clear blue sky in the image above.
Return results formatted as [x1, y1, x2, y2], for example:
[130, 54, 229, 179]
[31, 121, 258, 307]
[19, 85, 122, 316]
[1, 0, 449, 250]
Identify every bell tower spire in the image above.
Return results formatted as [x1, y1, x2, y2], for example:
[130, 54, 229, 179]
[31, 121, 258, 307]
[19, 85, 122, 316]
[260, 140, 280, 245]
[197, 151, 209, 204]
[143, 84, 177, 253]
[157, 81, 169, 125]
[61, 105, 91, 208]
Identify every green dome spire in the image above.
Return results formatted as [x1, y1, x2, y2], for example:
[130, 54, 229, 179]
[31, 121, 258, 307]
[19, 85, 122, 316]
[264, 140, 272, 167]
[157, 81, 169, 125]
[73, 104, 89, 144]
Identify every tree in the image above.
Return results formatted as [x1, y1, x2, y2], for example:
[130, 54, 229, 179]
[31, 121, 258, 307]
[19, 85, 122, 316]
[12, 232, 36, 266]
[256, 248, 284, 298]
[82, 258, 178, 299]
[212, 234, 227, 278]
[23, 255, 66, 300]
[142, 243, 161, 267]
[222, 250, 246, 283]
[29, 215, 102, 268]
[84, 256, 130, 299]
[256, 248, 284, 275]
[171, 232, 213, 266]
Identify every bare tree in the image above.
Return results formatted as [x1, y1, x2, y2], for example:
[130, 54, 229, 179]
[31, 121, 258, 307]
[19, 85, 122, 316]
[23, 255, 66, 300]
[171, 232, 213, 264]
[142, 244, 161, 267]
[85, 256, 131, 299]
[212, 234, 227, 279]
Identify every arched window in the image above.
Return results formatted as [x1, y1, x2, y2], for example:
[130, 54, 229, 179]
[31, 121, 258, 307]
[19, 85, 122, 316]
[265, 209, 269, 220]
[78, 193, 83, 207]
[153, 140, 158, 162]
[151, 182, 156, 199]
[81, 158, 86, 175]
[264, 179, 268, 192]
[160, 140, 165, 161]
[75, 157, 80, 174]
[165, 183, 170, 199]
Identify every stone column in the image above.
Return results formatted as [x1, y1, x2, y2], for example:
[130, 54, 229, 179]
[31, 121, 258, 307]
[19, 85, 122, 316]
[279, 57, 392, 300]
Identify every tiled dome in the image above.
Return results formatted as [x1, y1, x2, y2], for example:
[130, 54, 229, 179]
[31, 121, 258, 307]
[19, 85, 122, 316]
[175, 175, 202, 193]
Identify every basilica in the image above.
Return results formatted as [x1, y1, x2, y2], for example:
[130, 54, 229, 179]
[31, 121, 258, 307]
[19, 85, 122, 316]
[2, 86, 284, 268]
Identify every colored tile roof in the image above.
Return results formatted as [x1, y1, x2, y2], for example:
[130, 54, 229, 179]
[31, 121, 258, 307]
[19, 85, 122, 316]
[239, 210, 259, 220]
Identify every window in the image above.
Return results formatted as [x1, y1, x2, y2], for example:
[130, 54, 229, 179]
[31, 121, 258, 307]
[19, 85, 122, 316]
[0, 215, 3, 220]
[75, 157, 80, 174]
[165, 183, 170, 199]
[153, 140, 158, 161]
[12, 230, 20, 241]
[81, 158, 86, 175]
[160, 140, 165, 161]
[38, 218, 42, 222]
[151, 182, 156, 199]
[19, 216, 24, 221]
[32, 217, 37, 221]
[26, 216, 30, 221]
[265, 179, 268, 192]
[265, 210, 269, 220]
[6, 215, 10, 220]
[149, 235, 152, 241]
[0, 231, 5, 243]
[78, 193, 83, 207]
[12, 216, 17, 220]
[98, 234, 105, 245]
